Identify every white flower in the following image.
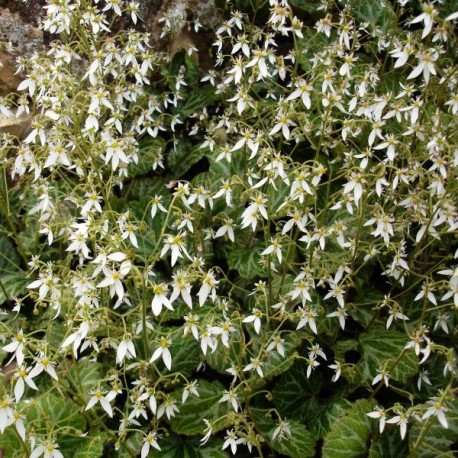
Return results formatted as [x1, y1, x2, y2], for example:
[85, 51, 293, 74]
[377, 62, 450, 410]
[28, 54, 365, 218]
[13, 366, 39, 402]
[200, 419, 213, 446]
[269, 112, 296, 140]
[367, 406, 387, 433]
[222, 429, 245, 455]
[328, 361, 342, 382]
[214, 218, 235, 242]
[2, 330, 26, 366]
[272, 418, 292, 441]
[141, 431, 161, 458]
[409, 4, 438, 39]
[151, 282, 173, 316]
[160, 232, 189, 266]
[241, 194, 268, 231]
[422, 396, 448, 428]
[30, 441, 64, 458]
[219, 390, 239, 412]
[150, 195, 167, 219]
[0, 395, 14, 433]
[261, 238, 283, 263]
[386, 410, 409, 440]
[407, 49, 437, 84]
[170, 271, 193, 308]
[242, 308, 263, 334]
[96, 260, 132, 301]
[85, 389, 114, 418]
[157, 398, 179, 420]
[29, 354, 58, 381]
[182, 380, 199, 404]
[306, 355, 319, 378]
[197, 271, 219, 306]
[372, 367, 390, 387]
[116, 336, 136, 365]
[296, 307, 318, 334]
[150, 337, 172, 370]
[243, 357, 264, 377]
[266, 334, 286, 357]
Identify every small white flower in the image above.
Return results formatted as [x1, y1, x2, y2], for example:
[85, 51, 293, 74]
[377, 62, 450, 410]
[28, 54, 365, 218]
[85, 389, 114, 418]
[141, 431, 161, 458]
[243, 357, 264, 377]
[222, 429, 245, 455]
[242, 308, 263, 334]
[150, 337, 172, 370]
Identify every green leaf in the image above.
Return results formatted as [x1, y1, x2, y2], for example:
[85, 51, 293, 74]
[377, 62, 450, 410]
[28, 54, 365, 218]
[169, 332, 201, 377]
[368, 427, 408, 458]
[73, 432, 107, 458]
[251, 331, 302, 389]
[129, 138, 165, 176]
[309, 396, 353, 440]
[27, 393, 87, 456]
[118, 432, 143, 458]
[66, 360, 104, 393]
[272, 360, 322, 421]
[288, 0, 323, 13]
[408, 398, 458, 458]
[358, 329, 418, 384]
[167, 141, 206, 179]
[227, 243, 266, 279]
[351, 0, 397, 33]
[169, 380, 232, 435]
[322, 399, 376, 458]
[252, 409, 316, 458]
[0, 426, 23, 457]
[206, 328, 242, 374]
[159, 436, 228, 458]
[0, 272, 28, 304]
[180, 86, 218, 118]
[124, 176, 170, 201]
[0, 235, 20, 271]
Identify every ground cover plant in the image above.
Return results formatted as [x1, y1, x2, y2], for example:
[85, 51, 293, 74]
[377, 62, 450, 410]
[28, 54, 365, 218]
[0, 0, 457, 456]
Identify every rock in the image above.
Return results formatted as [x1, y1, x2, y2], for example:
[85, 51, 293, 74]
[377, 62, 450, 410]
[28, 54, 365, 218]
[0, 111, 31, 138]
[0, 7, 44, 95]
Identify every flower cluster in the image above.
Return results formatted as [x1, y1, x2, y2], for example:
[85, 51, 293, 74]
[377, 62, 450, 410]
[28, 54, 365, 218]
[0, 0, 457, 456]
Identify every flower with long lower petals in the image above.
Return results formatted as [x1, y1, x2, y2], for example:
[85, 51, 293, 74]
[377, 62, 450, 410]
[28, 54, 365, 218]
[116, 336, 136, 365]
[407, 49, 437, 83]
[197, 271, 219, 306]
[96, 260, 132, 301]
[85, 389, 114, 418]
[0, 395, 14, 433]
[409, 3, 438, 39]
[13, 366, 38, 402]
[272, 418, 292, 441]
[367, 406, 387, 433]
[243, 357, 264, 377]
[151, 282, 173, 316]
[29, 353, 58, 381]
[30, 441, 64, 458]
[141, 431, 161, 458]
[296, 306, 318, 334]
[200, 419, 212, 446]
[422, 395, 448, 428]
[387, 409, 409, 440]
[222, 429, 245, 455]
[2, 330, 26, 366]
[219, 389, 239, 412]
[150, 337, 172, 370]
[242, 308, 263, 334]
[160, 232, 189, 266]
[157, 398, 179, 420]
[266, 334, 286, 357]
